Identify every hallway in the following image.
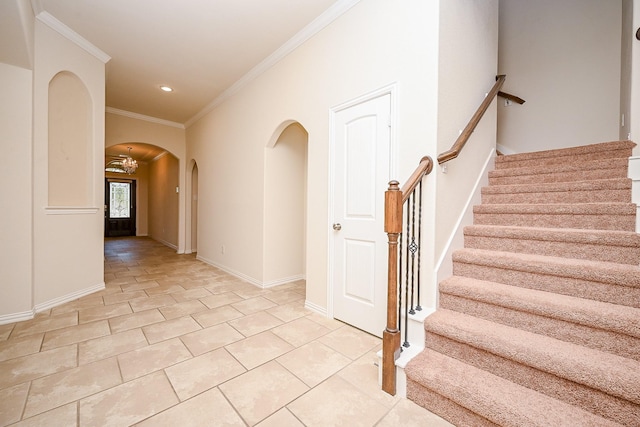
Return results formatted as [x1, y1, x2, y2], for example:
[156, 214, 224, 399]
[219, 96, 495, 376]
[0, 237, 450, 426]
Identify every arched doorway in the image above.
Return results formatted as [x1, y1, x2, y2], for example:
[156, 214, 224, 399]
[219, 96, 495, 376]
[263, 122, 308, 286]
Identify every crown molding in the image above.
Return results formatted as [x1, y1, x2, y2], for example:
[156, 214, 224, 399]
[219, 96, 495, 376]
[106, 107, 186, 129]
[185, 0, 361, 128]
[36, 11, 111, 64]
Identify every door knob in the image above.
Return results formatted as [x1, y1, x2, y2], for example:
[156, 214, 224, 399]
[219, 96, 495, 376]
[332, 223, 342, 231]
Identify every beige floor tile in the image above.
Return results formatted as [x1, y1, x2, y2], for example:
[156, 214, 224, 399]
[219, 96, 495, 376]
[105, 276, 139, 286]
[377, 398, 455, 427]
[232, 286, 271, 299]
[170, 288, 212, 302]
[79, 371, 178, 426]
[118, 338, 192, 381]
[136, 387, 245, 426]
[78, 303, 132, 324]
[120, 280, 161, 292]
[135, 273, 170, 282]
[108, 308, 165, 333]
[231, 296, 278, 315]
[228, 311, 283, 337]
[102, 290, 148, 305]
[287, 376, 390, 426]
[199, 292, 244, 309]
[267, 301, 311, 323]
[180, 323, 244, 356]
[50, 295, 104, 316]
[318, 325, 381, 360]
[225, 331, 294, 370]
[263, 289, 303, 305]
[337, 347, 397, 408]
[143, 283, 184, 295]
[41, 320, 110, 351]
[165, 348, 246, 401]
[142, 316, 201, 344]
[0, 324, 14, 341]
[158, 300, 208, 320]
[305, 313, 345, 330]
[0, 333, 44, 363]
[0, 345, 76, 389]
[220, 361, 309, 426]
[0, 382, 30, 425]
[271, 317, 331, 347]
[11, 312, 78, 338]
[255, 408, 304, 427]
[23, 357, 121, 418]
[11, 403, 77, 427]
[277, 341, 351, 387]
[78, 328, 147, 365]
[129, 294, 177, 312]
[192, 305, 244, 328]
[114, 268, 148, 278]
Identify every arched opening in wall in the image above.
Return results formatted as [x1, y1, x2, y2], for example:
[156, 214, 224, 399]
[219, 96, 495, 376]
[264, 121, 308, 287]
[48, 71, 92, 206]
[105, 143, 180, 250]
[189, 161, 199, 253]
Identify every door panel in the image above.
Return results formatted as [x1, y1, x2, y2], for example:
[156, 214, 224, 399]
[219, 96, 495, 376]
[332, 93, 391, 337]
[105, 179, 137, 237]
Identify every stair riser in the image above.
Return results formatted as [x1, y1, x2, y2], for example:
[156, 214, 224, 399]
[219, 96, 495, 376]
[489, 169, 627, 185]
[425, 333, 639, 426]
[481, 189, 630, 205]
[473, 212, 636, 231]
[439, 293, 640, 361]
[494, 148, 634, 170]
[406, 381, 498, 427]
[452, 262, 640, 308]
[464, 235, 640, 265]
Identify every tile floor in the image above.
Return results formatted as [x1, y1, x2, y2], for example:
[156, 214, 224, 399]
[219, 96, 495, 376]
[0, 237, 453, 426]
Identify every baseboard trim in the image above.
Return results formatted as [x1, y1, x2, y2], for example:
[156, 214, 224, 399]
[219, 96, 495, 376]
[262, 274, 305, 289]
[35, 282, 106, 314]
[196, 255, 262, 288]
[304, 300, 327, 316]
[0, 282, 105, 325]
[153, 237, 178, 252]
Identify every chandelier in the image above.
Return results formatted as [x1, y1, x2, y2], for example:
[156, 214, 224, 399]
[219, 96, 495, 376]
[121, 147, 138, 174]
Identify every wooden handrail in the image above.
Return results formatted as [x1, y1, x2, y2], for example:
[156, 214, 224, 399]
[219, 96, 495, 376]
[437, 75, 506, 165]
[382, 155, 433, 396]
[498, 90, 525, 105]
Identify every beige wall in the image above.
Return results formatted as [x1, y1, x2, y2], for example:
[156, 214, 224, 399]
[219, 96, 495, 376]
[263, 123, 308, 285]
[0, 62, 33, 319]
[187, 0, 440, 312]
[498, 0, 622, 153]
[32, 19, 107, 309]
[148, 154, 180, 249]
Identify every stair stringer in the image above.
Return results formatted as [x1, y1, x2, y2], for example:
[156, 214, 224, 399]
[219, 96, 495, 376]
[630, 155, 640, 232]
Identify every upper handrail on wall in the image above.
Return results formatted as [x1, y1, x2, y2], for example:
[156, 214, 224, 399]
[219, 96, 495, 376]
[437, 75, 507, 165]
[498, 90, 525, 105]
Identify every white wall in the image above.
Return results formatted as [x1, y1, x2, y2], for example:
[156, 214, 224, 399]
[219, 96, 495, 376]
[32, 19, 107, 309]
[187, 0, 440, 312]
[263, 122, 307, 285]
[433, 0, 499, 307]
[0, 62, 33, 320]
[498, 0, 622, 153]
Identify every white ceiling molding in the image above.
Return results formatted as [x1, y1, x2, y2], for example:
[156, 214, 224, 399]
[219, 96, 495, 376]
[184, 0, 361, 128]
[36, 10, 111, 64]
[106, 107, 186, 130]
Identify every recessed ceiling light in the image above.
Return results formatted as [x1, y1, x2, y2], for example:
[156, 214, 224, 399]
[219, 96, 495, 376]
[160, 85, 173, 92]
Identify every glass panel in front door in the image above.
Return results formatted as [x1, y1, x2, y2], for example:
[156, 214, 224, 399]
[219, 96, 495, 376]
[109, 182, 131, 218]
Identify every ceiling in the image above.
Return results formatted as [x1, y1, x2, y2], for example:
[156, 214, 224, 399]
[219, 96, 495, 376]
[3, 0, 341, 125]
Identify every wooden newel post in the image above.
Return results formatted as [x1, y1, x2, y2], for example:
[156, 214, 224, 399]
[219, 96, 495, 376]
[382, 180, 402, 395]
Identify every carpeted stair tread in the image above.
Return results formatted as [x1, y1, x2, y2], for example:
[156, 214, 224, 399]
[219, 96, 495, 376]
[453, 248, 640, 290]
[405, 349, 624, 427]
[463, 224, 640, 264]
[439, 276, 640, 340]
[481, 178, 632, 204]
[494, 140, 635, 170]
[423, 309, 640, 406]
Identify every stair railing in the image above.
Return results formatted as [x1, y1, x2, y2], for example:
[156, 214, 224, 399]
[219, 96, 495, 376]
[382, 155, 433, 396]
[382, 75, 517, 396]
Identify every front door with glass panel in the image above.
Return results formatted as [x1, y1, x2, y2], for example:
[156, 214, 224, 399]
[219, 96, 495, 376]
[105, 179, 136, 237]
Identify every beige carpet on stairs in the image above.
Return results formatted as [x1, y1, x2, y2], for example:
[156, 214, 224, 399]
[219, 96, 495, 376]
[405, 140, 640, 427]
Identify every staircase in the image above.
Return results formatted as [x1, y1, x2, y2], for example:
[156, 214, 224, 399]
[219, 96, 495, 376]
[405, 140, 640, 426]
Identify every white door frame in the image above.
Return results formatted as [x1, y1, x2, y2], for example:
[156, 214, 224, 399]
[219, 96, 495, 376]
[327, 83, 398, 321]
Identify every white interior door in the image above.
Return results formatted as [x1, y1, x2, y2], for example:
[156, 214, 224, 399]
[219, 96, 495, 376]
[332, 93, 391, 337]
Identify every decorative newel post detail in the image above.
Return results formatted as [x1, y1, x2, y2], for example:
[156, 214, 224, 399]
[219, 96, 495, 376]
[382, 180, 402, 395]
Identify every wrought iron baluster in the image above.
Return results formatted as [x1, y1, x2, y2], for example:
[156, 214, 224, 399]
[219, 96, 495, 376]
[416, 180, 423, 311]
